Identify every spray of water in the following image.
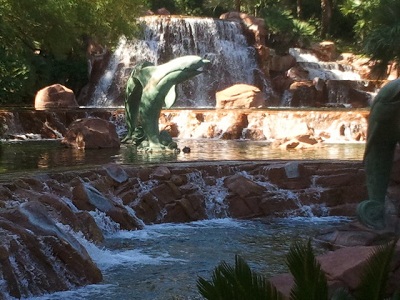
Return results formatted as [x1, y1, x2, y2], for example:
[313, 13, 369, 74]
[89, 16, 269, 107]
[186, 170, 229, 218]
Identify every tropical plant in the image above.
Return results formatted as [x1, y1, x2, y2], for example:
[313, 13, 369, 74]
[197, 254, 283, 300]
[197, 239, 399, 300]
[286, 240, 328, 300]
[340, 0, 400, 78]
[0, 0, 146, 104]
[361, 0, 400, 79]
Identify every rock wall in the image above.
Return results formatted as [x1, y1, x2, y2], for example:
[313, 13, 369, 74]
[0, 108, 369, 143]
[160, 109, 369, 142]
[0, 160, 366, 297]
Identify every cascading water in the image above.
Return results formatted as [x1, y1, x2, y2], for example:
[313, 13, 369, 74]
[0, 159, 361, 299]
[289, 48, 362, 81]
[88, 15, 269, 107]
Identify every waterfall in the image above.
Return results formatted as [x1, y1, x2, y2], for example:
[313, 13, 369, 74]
[88, 16, 268, 108]
[289, 48, 361, 80]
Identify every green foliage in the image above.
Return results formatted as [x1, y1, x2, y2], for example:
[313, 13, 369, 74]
[286, 240, 328, 300]
[0, 0, 146, 104]
[362, 0, 400, 78]
[355, 239, 397, 300]
[148, 0, 207, 15]
[260, 7, 316, 53]
[0, 48, 32, 104]
[340, 0, 400, 72]
[176, 0, 206, 15]
[197, 255, 283, 300]
[340, 0, 380, 40]
[198, 239, 399, 300]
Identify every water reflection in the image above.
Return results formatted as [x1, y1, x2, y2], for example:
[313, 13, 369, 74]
[0, 139, 365, 175]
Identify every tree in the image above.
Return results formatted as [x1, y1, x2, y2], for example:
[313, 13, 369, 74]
[0, 0, 147, 104]
[362, 0, 400, 78]
[341, 0, 400, 78]
[321, 0, 332, 38]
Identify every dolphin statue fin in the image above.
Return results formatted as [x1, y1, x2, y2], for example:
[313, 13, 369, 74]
[164, 85, 177, 109]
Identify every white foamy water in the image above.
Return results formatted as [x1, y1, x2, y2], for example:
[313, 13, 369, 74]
[89, 16, 270, 107]
[289, 48, 362, 81]
[25, 217, 350, 300]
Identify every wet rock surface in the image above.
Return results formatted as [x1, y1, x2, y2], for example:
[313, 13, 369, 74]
[62, 117, 120, 149]
[1, 159, 400, 298]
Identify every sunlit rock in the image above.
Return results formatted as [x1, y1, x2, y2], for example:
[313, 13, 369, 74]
[35, 84, 79, 110]
[216, 84, 266, 109]
[62, 117, 120, 149]
[219, 112, 248, 139]
[272, 134, 322, 150]
[310, 41, 337, 62]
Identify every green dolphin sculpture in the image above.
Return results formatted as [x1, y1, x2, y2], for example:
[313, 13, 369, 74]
[357, 78, 400, 230]
[122, 55, 210, 151]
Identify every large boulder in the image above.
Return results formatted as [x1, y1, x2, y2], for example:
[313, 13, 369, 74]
[216, 84, 266, 109]
[35, 84, 79, 110]
[62, 118, 120, 149]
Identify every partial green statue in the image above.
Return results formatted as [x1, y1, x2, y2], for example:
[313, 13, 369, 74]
[122, 55, 210, 151]
[357, 78, 400, 230]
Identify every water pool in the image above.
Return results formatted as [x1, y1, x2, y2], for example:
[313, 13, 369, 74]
[0, 139, 365, 175]
[27, 217, 350, 300]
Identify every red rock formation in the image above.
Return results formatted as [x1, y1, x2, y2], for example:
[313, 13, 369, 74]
[216, 84, 266, 109]
[4, 159, 400, 297]
[62, 117, 120, 149]
[35, 84, 79, 110]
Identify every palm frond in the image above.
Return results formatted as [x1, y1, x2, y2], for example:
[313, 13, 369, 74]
[354, 239, 398, 300]
[331, 287, 355, 300]
[197, 254, 283, 300]
[286, 239, 328, 300]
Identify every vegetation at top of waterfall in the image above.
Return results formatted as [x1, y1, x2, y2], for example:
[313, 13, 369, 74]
[0, 0, 146, 105]
[359, 0, 400, 79]
[197, 239, 400, 300]
[1, 0, 399, 105]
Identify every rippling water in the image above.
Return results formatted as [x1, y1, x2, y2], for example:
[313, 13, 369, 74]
[0, 139, 365, 175]
[27, 217, 350, 300]
[2, 139, 359, 299]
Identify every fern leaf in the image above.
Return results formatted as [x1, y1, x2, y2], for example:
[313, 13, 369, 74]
[355, 239, 397, 300]
[197, 255, 284, 300]
[286, 240, 328, 300]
